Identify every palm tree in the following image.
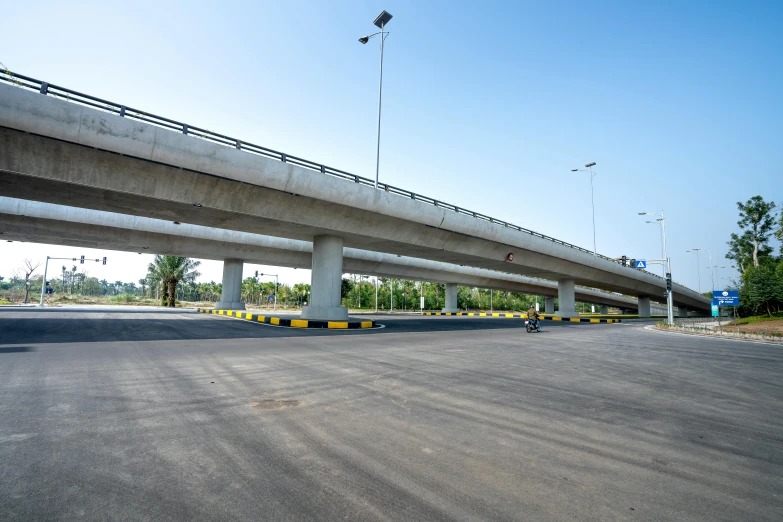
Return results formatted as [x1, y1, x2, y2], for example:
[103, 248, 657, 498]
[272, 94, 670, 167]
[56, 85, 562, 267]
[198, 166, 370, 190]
[147, 255, 201, 307]
[138, 278, 147, 298]
[293, 283, 310, 307]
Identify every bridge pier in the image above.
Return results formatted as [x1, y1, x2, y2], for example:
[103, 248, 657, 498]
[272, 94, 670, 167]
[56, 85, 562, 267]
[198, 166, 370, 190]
[301, 235, 348, 321]
[215, 259, 245, 310]
[555, 279, 579, 318]
[545, 296, 555, 314]
[600, 305, 609, 315]
[442, 283, 459, 313]
[638, 296, 651, 317]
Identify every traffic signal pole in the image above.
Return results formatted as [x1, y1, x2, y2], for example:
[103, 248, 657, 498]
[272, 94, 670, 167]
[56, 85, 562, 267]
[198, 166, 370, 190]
[38, 256, 50, 306]
[644, 258, 674, 324]
[39, 255, 107, 306]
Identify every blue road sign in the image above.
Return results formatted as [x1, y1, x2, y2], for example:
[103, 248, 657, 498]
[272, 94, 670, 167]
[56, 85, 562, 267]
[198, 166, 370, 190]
[712, 290, 739, 306]
[635, 260, 647, 269]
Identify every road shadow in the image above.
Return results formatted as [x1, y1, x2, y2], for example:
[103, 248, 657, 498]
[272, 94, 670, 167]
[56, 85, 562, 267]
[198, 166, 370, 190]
[0, 314, 601, 345]
[0, 307, 193, 314]
[0, 346, 33, 353]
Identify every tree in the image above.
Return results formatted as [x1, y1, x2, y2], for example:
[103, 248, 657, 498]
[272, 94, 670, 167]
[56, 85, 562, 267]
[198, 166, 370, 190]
[776, 212, 783, 247]
[743, 264, 783, 317]
[735, 196, 777, 268]
[20, 259, 41, 303]
[293, 283, 310, 306]
[147, 256, 201, 307]
[70, 265, 77, 294]
[341, 278, 354, 299]
[726, 231, 773, 273]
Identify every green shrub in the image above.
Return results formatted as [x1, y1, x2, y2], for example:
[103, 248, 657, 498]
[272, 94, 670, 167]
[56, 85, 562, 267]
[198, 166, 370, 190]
[109, 294, 137, 304]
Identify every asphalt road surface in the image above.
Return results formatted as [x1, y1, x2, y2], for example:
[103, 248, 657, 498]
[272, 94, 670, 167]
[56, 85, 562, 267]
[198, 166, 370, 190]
[1, 307, 781, 521]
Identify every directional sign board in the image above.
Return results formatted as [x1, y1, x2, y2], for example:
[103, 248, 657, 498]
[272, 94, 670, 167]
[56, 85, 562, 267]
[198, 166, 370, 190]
[635, 259, 647, 269]
[712, 290, 739, 306]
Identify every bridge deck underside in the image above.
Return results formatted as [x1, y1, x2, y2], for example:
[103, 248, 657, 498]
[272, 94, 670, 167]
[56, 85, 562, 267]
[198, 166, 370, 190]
[0, 126, 708, 310]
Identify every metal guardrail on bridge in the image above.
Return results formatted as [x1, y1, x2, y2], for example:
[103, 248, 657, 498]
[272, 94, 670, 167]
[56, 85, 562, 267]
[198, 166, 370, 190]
[1, 69, 674, 283]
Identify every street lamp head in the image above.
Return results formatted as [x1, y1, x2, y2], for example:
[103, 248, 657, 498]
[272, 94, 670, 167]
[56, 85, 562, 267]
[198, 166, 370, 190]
[638, 212, 647, 215]
[373, 10, 393, 29]
[358, 36, 370, 44]
[585, 162, 596, 168]
[570, 169, 579, 172]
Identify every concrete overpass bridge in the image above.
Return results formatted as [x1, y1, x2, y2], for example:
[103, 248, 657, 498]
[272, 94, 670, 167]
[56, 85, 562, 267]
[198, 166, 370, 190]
[0, 197, 672, 314]
[0, 72, 709, 320]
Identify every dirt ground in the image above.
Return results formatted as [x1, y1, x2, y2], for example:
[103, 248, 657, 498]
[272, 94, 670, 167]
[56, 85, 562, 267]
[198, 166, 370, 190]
[735, 319, 783, 334]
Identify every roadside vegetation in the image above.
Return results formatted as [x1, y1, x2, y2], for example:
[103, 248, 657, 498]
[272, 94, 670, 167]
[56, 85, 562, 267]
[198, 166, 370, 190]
[725, 195, 783, 318]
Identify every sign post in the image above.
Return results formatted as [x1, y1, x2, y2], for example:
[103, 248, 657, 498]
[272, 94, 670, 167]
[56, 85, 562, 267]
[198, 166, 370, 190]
[712, 290, 738, 331]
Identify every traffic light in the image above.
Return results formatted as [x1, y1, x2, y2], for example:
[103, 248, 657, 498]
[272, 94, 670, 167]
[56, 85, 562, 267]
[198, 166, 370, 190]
[621, 255, 627, 267]
[630, 259, 636, 269]
[255, 271, 259, 278]
[666, 273, 672, 292]
[102, 257, 107, 265]
[80, 255, 85, 264]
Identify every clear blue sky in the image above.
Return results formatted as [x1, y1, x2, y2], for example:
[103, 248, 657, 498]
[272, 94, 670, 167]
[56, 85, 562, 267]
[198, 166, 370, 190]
[2, 0, 781, 292]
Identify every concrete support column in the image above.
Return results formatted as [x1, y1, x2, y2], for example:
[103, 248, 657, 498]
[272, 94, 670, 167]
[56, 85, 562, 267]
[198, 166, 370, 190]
[556, 279, 578, 318]
[638, 296, 651, 318]
[545, 296, 555, 314]
[600, 305, 609, 315]
[618, 308, 626, 316]
[215, 259, 245, 310]
[442, 283, 459, 313]
[301, 235, 348, 321]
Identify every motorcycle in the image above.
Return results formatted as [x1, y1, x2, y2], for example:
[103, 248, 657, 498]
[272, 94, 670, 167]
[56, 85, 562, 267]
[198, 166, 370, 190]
[525, 318, 541, 333]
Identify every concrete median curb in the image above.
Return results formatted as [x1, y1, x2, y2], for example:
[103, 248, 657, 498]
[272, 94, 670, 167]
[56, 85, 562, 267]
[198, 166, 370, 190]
[421, 312, 621, 323]
[197, 308, 376, 329]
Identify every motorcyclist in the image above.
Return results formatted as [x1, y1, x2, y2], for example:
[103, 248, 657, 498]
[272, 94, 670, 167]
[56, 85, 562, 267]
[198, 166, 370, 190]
[527, 305, 540, 330]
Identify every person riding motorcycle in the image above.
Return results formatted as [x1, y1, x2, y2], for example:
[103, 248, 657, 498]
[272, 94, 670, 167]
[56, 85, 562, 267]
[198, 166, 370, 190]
[527, 305, 540, 330]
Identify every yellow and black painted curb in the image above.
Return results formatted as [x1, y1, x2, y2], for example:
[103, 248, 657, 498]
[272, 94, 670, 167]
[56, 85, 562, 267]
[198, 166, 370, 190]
[197, 308, 376, 329]
[421, 312, 621, 323]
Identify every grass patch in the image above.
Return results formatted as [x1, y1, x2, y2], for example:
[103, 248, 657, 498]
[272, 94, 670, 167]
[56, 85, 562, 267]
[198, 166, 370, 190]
[108, 294, 138, 304]
[733, 311, 783, 325]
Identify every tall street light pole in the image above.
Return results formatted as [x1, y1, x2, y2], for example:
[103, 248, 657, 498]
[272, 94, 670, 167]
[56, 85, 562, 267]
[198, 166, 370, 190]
[639, 210, 672, 323]
[712, 265, 726, 290]
[645, 219, 666, 276]
[571, 162, 597, 255]
[686, 248, 702, 293]
[638, 210, 668, 266]
[359, 10, 393, 189]
[706, 248, 715, 293]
